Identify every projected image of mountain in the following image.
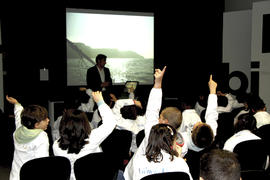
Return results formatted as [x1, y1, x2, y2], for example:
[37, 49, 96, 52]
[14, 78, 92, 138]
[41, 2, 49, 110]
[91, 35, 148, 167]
[66, 8, 154, 86]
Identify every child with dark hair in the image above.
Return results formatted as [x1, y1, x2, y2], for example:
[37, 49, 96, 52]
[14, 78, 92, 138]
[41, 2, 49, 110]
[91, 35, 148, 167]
[124, 67, 190, 180]
[53, 91, 116, 180]
[179, 75, 218, 152]
[223, 113, 260, 152]
[77, 87, 95, 113]
[233, 93, 252, 125]
[146, 124, 180, 162]
[178, 95, 202, 135]
[6, 95, 50, 180]
[200, 149, 241, 180]
[248, 95, 270, 128]
[57, 109, 91, 154]
[120, 104, 138, 120]
[52, 87, 96, 141]
[127, 123, 193, 180]
[112, 97, 147, 154]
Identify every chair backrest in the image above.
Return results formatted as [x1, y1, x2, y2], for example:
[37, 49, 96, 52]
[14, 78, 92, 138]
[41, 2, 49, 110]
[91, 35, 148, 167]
[101, 129, 132, 169]
[74, 152, 118, 180]
[241, 170, 270, 180]
[233, 139, 268, 171]
[256, 124, 270, 154]
[20, 156, 71, 180]
[140, 172, 190, 180]
[136, 129, 145, 147]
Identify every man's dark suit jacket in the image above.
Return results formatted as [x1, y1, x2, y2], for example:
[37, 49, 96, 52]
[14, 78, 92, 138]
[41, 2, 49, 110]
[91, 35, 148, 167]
[86, 65, 112, 92]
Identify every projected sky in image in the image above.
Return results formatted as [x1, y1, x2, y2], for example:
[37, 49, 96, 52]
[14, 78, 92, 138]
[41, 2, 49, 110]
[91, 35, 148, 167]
[67, 12, 154, 58]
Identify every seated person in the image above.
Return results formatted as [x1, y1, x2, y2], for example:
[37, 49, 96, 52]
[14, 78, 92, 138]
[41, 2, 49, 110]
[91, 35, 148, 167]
[52, 88, 95, 141]
[233, 93, 252, 125]
[223, 113, 260, 152]
[53, 91, 117, 180]
[91, 93, 117, 129]
[248, 95, 270, 128]
[127, 124, 193, 180]
[179, 75, 218, 152]
[194, 92, 208, 117]
[178, 95, 201, 134]
[216, 90, 245, 114]
[6, 95, 50, 180]
[77, 87, 95, 114]
[124, 66, 188, 180]
[200, 149, 241, 180]
[112, 97, 147, 153]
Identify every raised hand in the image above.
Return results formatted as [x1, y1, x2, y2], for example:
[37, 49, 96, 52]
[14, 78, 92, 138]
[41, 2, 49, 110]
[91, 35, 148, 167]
[92, 91, 104, 103]
[208, 75, 217, 94]
[154, 66, 167, 89]
[6, 95, 19, 105]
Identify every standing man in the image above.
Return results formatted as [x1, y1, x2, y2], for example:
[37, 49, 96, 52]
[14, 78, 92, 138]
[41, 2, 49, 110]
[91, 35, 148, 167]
[86, 54, 112, 94]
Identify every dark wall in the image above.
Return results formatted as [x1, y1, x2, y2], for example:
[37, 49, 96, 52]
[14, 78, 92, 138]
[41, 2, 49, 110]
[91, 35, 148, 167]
[0, 1, 225, 110]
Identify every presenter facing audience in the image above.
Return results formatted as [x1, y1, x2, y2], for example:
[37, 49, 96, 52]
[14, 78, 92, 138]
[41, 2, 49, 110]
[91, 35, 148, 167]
[86, 54, 112, 94]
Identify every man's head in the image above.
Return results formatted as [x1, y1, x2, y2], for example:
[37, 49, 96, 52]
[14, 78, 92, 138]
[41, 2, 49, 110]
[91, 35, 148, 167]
[200, 149, 241, 180]
[159, 107, 182, 129]
[21, 105, 49, 130]
[96, 54, 107, 68]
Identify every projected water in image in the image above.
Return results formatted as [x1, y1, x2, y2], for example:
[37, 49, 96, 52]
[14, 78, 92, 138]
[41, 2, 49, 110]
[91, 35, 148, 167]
[67, 57, 153, 86]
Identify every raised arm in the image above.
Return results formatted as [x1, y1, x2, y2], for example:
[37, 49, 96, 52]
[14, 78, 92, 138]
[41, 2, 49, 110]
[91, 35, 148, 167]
[153, 66, 166, 89]
[144, 66, 166, 137]
[6, 95, 23, 129]
[205, 75, 218, 136]
[90, 91, 116, 145]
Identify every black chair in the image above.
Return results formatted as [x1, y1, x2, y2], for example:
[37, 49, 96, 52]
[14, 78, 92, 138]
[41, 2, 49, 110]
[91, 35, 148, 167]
[74, 152, 118, 180]
[233, 139, 269, 171]
[215, 112, 235, 148]
[101, 129, 132, 170]
[136, 129, 145, 147]
[140, 172, 190, 180]
[241, 169, 270, 180]
[20, 156, 71, 180]
[256, 124, 270, 154]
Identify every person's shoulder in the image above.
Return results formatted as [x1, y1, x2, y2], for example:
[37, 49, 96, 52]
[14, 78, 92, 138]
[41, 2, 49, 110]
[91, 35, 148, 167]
[88, 66, 96, 70]
[38, 131, 49, 140]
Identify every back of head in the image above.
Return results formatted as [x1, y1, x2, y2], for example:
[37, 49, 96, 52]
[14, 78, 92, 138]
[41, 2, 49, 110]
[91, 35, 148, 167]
[198, 95, 208, 109]
[120, 105, 137, 120]
[192, 123, 214, 148]
[77, 91, 90, 104]
[146, 124, 178, 163]
[21, 105, 48, 129]
[180, 95, 197, 110]
[200, 149, 241, 180]
[58, 109, 91, 154]
[248, 95, 265, 113]
[217, 95, 228, 107]
[160, 107, 182, 129]
[234, 113, 257, 133]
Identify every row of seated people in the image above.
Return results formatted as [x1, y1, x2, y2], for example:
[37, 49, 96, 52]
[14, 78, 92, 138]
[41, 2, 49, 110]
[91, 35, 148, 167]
[5, 66, 270, 180]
